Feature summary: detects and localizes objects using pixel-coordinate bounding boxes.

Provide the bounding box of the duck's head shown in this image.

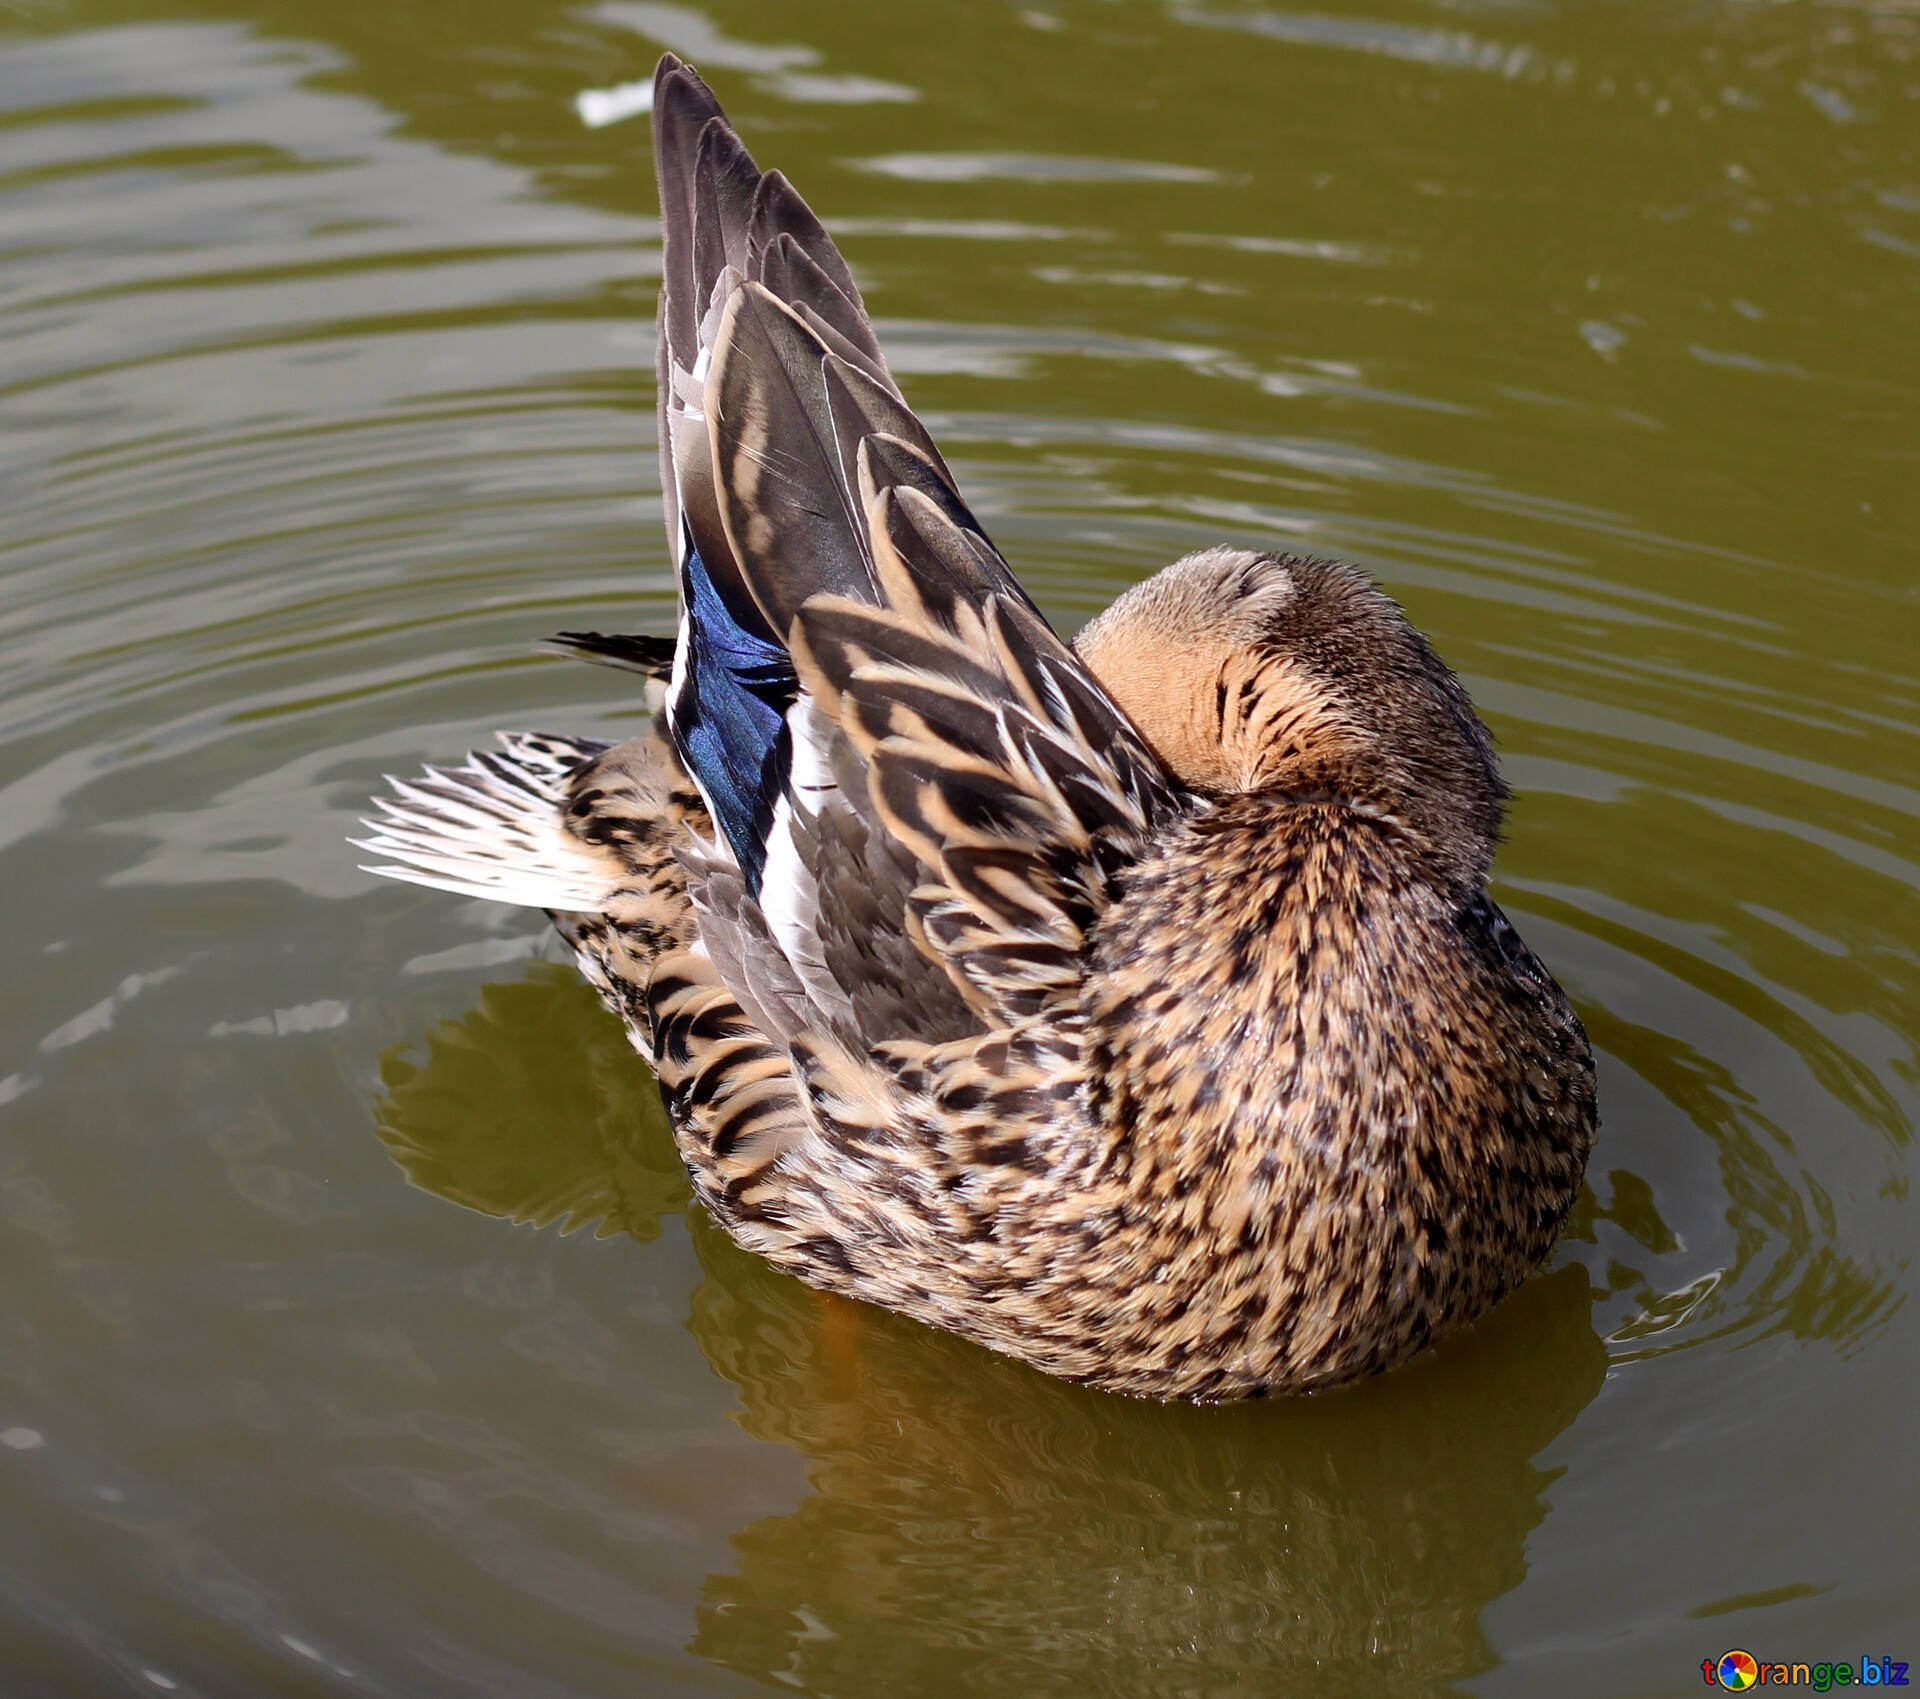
[1072,547,1507,892]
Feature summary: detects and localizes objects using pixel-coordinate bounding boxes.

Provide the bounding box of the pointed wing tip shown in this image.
[654,54,723,127]
[653,52,694,96]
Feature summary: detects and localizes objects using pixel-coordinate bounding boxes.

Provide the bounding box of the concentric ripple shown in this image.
[1,2,1915,1694]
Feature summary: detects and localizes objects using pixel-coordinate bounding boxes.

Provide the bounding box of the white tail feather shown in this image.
[355,732,615,912]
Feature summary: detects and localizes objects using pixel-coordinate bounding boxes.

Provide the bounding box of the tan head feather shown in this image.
[1073,548,1356,794]
[1074,546,1507,890]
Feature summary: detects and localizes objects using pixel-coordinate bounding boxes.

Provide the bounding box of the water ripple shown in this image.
[1,2,1915,1692]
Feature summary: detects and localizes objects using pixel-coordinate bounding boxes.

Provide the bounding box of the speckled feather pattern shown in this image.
[361,56,1597,1402]
[541,731,1592,1401]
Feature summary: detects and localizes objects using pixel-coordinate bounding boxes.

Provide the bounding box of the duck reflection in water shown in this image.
[377,966,1607,1691]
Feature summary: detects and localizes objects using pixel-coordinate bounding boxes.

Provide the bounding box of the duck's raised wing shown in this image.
[651,56,1179,1052]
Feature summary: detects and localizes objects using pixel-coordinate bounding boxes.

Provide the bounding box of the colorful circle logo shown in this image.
[1717,1651,1760,1691]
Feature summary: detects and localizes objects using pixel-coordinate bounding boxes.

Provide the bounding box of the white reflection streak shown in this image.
[576,79,654,129]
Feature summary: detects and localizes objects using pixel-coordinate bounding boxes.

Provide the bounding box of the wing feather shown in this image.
[707,285,881,632]
[746,169,887,378]
[651,51,1182,1064]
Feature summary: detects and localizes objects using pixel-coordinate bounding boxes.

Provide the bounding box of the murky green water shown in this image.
[4,0,1916,1691]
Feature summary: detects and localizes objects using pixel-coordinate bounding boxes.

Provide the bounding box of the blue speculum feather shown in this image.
[673,530,796,894]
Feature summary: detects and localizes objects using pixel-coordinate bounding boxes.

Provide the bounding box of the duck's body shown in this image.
[361,57,1595,1400]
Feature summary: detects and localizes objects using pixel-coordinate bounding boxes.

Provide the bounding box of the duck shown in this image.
[358,54,1596,1402]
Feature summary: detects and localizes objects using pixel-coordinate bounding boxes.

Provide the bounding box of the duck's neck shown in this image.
[1083,794,1420,1158]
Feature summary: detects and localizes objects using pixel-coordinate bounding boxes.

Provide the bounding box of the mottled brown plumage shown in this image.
[358,56,1596,1401]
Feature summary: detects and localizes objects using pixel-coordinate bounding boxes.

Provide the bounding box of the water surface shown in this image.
[2,0,1916,1693]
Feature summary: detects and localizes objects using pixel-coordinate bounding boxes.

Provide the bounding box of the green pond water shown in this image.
[3,0,1916,1692]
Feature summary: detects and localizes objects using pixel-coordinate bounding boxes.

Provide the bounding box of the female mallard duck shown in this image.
[360,55,1596,1401]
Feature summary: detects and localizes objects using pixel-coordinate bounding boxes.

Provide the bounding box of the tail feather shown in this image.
[355,732,617,912]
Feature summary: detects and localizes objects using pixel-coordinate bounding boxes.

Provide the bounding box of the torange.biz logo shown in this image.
[1702,1652,1910,1691]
